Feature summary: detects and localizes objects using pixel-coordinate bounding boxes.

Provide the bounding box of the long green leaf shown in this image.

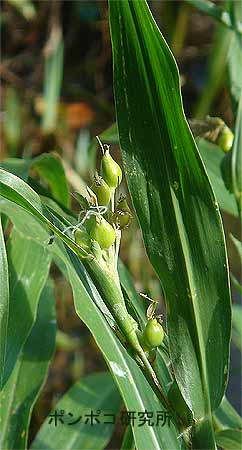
[230,234,242,299]
[0,279,56,450]
[0,154,70,208]
[0,158,31,181]
[56,250,183,450]
[228,34,242,109]
[215,429,242,450]
[197,139,237,216]
[2,227,51,386]
[213,396,242,432]
[230,235,242,350]
[0,199,183,450]
[109,1,231,440]
[0,169,87,258]
[230,234,242,261]
[0,215,9,389]
[232,304,242,351]
[31,372,121,450]
[231,92,242,214]
[121,425,135,450]
[231,272,242,296]
[32,153,70,208]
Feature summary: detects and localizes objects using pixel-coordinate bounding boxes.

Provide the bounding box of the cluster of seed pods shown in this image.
[74,137,164,351]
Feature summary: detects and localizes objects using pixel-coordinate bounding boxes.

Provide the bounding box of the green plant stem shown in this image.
[115,228,121,268]
[231,94,242,219]
[83,255,187,435]
[45,209,181,431]
[110,187,115,213]
[84,257,161,376]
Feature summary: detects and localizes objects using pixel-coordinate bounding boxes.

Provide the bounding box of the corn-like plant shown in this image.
[0,1,241,449]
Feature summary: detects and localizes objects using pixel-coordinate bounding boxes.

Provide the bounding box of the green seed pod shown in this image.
[74,227,91,252]
[168,381,193,427]
[143,318,164,348]
[91,175,111,206]
[136,329,157,364]
[218,126,234,153]
[101,147,122,188]
[114,194,132,229]
[137,329,150,352]
[89,216,116,249]
[117,196,128,209]
[85,215,96,234]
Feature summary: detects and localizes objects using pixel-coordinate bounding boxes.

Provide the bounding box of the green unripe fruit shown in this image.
[218,126,234,153]
[89,216,116,249]
[137,329,150,352]
[101,148,122,188]
[114,194,132,229]
[137,330,157,363]
[117,196,129,211]
[85,215,96,234]
[74,227,91,252]
[91,175,111,206]
[115,211,131,229]
[143,319,164,348]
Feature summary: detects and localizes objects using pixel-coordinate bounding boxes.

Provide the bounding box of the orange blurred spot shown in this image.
[66,102,95,129]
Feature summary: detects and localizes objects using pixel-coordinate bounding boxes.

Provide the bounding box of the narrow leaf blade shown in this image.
[0,169,86,258]
[0,196,183,450]
[213,396,242,431]
[0,216,9,389]
[0,279,56,450]
[197,139,237,216]
[32,153,70,207]
[2,227,51,385]
[215,429,242,450]
[31,372,121,450]
[56,247,182,450]
[109,0,231,427]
